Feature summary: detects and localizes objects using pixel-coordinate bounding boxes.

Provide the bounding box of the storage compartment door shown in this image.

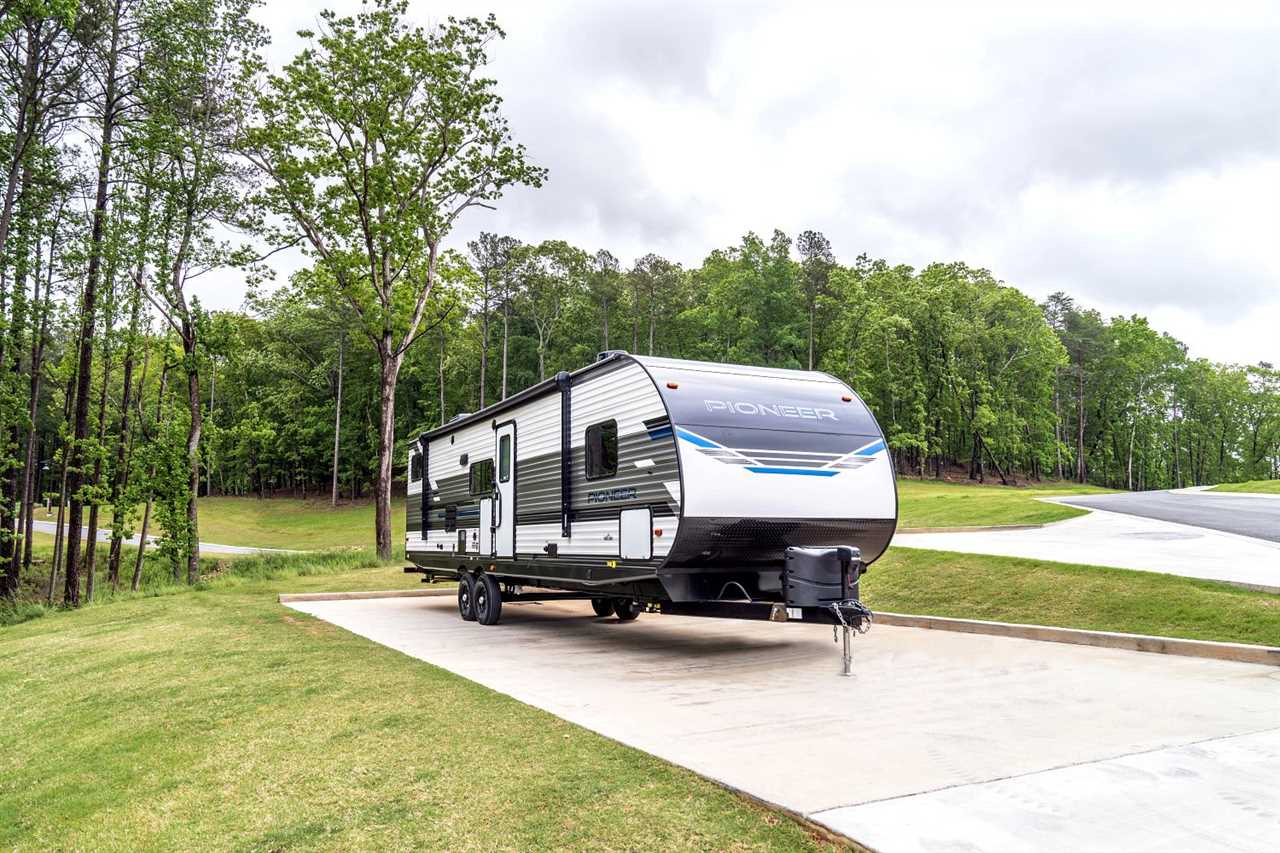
[619,507,652,560]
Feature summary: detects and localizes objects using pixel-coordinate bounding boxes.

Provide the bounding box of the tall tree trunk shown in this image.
[438,326,446,424]
[807,301,815,370]
[0,22,39,261]
[84,337,114,601]
[374,350,400,561]
[478,296,488,408]
[134,365,170,591]
[601,295,609,350]
[63,6,122,606]
[1075,362,1086,484]
[331,334,343,507]
[106,288,143,588]
[500,301,509,400]
[182,329,201,585]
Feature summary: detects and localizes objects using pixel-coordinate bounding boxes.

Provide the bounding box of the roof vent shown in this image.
[597,349,628,362]
[448,412,472,423]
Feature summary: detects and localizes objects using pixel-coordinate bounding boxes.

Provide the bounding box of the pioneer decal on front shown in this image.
[588,486,637,504]
[704,399,838,421]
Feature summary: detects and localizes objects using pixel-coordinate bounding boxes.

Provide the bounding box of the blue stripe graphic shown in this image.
[855,439,885,456]
[744,466,839,477]
[675,428,719,448]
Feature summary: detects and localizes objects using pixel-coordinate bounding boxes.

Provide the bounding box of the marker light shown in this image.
[654,528,664,537]
[841,395,853,402]
[666,382,679,389]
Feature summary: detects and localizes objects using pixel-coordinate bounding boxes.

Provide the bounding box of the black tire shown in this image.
[474,573,503,625]
[614,598,641,621]
[590,597,615,618]
[458,574,477,621]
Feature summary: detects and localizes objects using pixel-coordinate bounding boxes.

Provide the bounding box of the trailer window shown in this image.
[409,452,423,483]
[498,434,511,483]
[469,459,495,496]
[585,420,618,480]
[445,504,457,532]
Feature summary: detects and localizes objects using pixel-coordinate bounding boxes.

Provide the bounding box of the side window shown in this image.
[409,451,423,483]
[585,420,618,480]
[498,434,511,483]
[469,459,495,496]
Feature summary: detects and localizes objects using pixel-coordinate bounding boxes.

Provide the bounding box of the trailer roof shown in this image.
[417,352,855,442]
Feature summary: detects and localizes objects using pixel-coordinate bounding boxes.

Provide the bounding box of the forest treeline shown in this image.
[2,0,1277,605]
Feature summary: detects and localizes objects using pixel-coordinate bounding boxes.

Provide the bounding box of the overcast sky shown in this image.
[198,0,1280,366]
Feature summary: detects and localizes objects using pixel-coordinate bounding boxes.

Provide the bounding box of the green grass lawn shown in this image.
[5,538,1279,851]
[1209,479,1280,495]
[34,495,406,550]
[895,478,1113,529]
[866,547,1280,647]
[0,555,837,852]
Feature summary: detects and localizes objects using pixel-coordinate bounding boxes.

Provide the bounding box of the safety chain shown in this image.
[829,599,873,643]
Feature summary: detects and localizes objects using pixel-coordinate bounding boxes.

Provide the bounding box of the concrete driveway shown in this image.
[1057,488,1280,542]
[285,595,1280,852]
[894,501,1280,590]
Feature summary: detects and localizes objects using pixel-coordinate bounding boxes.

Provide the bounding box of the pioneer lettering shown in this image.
[703,399,838,421]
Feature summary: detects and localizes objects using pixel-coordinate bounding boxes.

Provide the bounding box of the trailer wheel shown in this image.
[458,574,477,621]
[590,597,615,618]
[474,573,503,625]
[614,599,641,621]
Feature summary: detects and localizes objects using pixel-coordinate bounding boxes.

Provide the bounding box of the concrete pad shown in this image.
[894,506,1280,590]
[285,596,1280,851]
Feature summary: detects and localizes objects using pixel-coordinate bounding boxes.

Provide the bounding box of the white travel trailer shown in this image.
[405,352,896,641]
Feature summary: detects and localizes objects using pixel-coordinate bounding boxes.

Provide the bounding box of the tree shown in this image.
[244,0,545,559]
[467,232,517,408]
[515,240,586,381]
[796,229,833,370]
[587,249,620,352]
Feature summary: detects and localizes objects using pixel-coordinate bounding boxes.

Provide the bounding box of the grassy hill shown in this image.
[1209,480,1280,495]
[895,478,1112,529]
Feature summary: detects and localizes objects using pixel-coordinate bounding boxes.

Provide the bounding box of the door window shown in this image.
[498,434,511,483]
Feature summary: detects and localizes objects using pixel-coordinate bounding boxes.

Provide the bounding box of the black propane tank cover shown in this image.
[783,546,862,608]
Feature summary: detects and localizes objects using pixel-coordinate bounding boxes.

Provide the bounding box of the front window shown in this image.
[585,420,618,480]
[409,452,423,483]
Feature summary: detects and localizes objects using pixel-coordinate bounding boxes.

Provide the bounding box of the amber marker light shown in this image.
[666,381,679,389]
[654,528,664,537]
[841,395,853,402]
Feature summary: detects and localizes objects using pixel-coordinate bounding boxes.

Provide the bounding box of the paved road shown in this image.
[894,506,1280,590]
[1057,489,1280,543]
[32,520,295,555]
[286,595,1280,853]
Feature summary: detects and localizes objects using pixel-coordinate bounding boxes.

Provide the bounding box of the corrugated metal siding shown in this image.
[408,359,680,562]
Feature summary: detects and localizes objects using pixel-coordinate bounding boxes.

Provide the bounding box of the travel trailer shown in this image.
[405,352,896,653]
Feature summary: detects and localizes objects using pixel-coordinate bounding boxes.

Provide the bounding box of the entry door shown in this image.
[494,422,516,558]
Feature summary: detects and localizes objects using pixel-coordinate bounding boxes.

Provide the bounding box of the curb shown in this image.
[873,612,1280,667]
[279,588,455,603]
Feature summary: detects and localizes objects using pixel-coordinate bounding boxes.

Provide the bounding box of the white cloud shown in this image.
[194,0,1280,366]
